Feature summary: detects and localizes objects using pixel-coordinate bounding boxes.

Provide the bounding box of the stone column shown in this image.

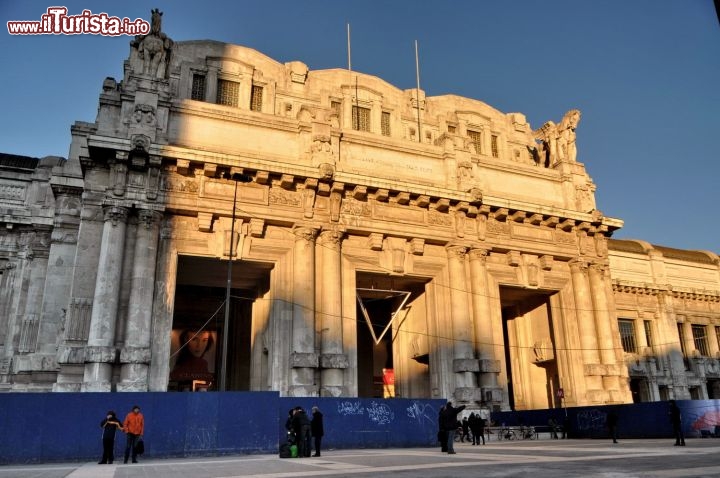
[588,263,619,394]
[588,263,615,365]
[82,205,128,391]
[469,248,499,391]
[682,321,694,356]
[446,245,478,398]
[708,324,720,357]
[290,226,317,396]
[119,209,162,391]
[317,229,348,396]
[569,260,600,365]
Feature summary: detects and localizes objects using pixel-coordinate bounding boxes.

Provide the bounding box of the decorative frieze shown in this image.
[269,189,301,207]
[0,182,26,203]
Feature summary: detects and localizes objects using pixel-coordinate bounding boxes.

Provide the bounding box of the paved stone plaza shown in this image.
[1,439,719,478]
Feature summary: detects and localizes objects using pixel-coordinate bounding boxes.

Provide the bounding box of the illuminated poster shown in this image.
[168,329,217,391]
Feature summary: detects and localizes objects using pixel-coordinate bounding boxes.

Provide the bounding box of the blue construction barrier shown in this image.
[0,393,444,465]
[490,400,720,440]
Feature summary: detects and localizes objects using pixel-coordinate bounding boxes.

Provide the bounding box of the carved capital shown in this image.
[102,206,129,225]
[446,244,468,260]
[137,209,162,229]
[293,226,317,243]
[569,258,589,274]
[469,248,489,263]
[318,228,344,246]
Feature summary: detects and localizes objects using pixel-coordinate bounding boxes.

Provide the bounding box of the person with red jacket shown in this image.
[122,405,145,464]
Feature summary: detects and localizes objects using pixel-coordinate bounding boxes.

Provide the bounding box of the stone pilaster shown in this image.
[119,209,162,391]
[82,205,128,391]
[317,229,347,397]
[290,225,318,396]
[469,248,501,396]
[446,245,478,396]
[588,263,616,366]
[569,259,602,394]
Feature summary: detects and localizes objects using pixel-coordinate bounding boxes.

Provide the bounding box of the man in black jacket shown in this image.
[291,407,312,457]
[310,406,324,457]
[440,401,465,454]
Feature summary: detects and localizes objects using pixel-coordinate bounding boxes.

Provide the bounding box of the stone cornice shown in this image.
[612,279,720,302]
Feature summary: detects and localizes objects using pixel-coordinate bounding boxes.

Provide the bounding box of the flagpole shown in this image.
[347,23,352,71]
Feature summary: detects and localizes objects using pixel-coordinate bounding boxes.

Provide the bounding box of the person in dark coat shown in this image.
[440,401,466,454]
[468,413,485,445]
[606,411,619,443]
[437,404,447,452]
[669,400,685,446]
[310,406,324,457]
[98,410,123,464]
[460,416,470,443]
[291,407,312,457]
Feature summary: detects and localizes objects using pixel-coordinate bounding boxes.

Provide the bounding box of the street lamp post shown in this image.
[220,172,252,392]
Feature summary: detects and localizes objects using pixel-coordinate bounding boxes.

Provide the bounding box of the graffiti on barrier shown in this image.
[406,401,435,426]
[576,409,606,431]
[367,401,395,425]
[337,401,364,416]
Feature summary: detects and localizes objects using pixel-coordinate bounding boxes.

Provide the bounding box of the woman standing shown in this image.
[98,411,123,464]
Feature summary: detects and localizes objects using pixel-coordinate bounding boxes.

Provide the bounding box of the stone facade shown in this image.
[1,12,718,409]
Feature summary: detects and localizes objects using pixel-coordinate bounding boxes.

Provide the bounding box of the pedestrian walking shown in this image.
[311,406,324,457]
[122,405,144,464]
[669,400,685,446]
[606,410,619,443]
[98,411,123,464]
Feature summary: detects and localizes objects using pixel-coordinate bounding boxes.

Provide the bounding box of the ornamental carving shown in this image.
[162,175,199,193]
[269,189,301,207]
[131,104,156,125]
[427,211,452,227]
[554,229,576,244]
[486,217,510,235]
[341,198,371,216]
[0,183,26,202]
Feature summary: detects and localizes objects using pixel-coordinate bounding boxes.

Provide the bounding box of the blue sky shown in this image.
[2,1,719,253]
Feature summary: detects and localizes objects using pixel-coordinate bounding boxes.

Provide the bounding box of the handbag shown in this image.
[134,438,145,455]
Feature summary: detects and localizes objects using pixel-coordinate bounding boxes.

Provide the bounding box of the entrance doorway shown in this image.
[501,287,559,410]
[170,255,271,391]
[355,273,429,398]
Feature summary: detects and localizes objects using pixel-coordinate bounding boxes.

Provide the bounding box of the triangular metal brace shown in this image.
[356,288,412,346]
